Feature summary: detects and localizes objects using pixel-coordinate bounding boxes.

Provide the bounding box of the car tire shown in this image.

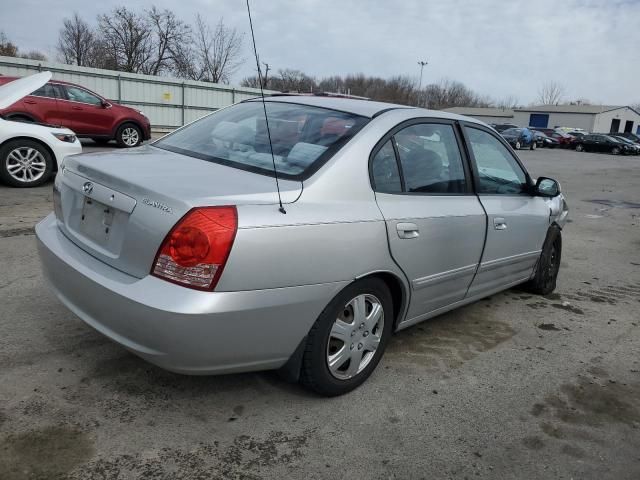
[611,147,621,155]
[523,226,562,296]
[300,277,393,396]
[575,144,584,152]
[531,141,536,150]
[514,141,521,150]
[115,123,143,148]
[0,139,53,188]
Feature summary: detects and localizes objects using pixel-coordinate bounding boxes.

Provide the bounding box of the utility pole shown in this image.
[262,62,270,89]
[417,60,428,107]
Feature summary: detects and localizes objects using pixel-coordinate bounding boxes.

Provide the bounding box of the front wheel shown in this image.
[575,144,584,152]
[514,141,521,150]
[116,123,143,148]
[300,278,393,396]
[611,147,621,155]
[531,141,537,150]
[524,227,562,295]
[0,139,53,187]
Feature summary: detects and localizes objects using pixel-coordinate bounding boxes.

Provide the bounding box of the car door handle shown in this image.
[396,222,419,239]
[71,106,83,110]
[24,99,36,104]
[494,218,507,230]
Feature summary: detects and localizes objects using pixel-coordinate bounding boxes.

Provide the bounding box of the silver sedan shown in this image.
[36,96,568,396]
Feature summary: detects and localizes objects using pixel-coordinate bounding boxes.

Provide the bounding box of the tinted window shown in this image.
[466,127,528,195]
[371,140,402,193]
[65,86,102,105]
[155,101,369,179]
[30,83,58,99]
[393,123,467,194]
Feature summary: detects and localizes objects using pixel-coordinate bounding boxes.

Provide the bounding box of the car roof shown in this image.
[245,95,486,125]
[0,75,82,88]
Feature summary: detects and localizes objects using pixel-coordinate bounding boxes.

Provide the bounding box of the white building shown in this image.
[444,105,640,134]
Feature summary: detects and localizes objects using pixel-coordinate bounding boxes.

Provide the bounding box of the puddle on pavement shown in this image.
[386,306,515,369]
[585,199,640,209]
[0,426,94,480]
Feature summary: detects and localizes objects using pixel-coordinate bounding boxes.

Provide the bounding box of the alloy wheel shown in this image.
[5,147,47,183]
[326,294,384,380]
[121,127,140,147]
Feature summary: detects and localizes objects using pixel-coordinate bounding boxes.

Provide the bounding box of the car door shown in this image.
[463,125,550,298]
[22,82,62,125]
[59,84,112,136]
[371,120,486,321]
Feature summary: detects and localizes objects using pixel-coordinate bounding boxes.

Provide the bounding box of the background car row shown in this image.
[492,123,640,155]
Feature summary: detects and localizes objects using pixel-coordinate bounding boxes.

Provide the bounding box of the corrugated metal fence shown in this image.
[0,56,269,130]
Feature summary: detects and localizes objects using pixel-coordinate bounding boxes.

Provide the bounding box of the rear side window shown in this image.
[155,102,369,180]
[371,140,402,193]
[30,83,58,99]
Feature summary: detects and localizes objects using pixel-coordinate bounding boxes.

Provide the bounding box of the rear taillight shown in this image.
[151,206,237,291]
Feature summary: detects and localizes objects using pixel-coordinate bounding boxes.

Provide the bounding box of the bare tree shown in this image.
[0,31,18,57]
[20,50,47,61]
[144,7,191,76]
[57,13,96,66]
[494,95,519,109]
[537,81,565,105]
[186,15,243,83]
[98,7,153,73]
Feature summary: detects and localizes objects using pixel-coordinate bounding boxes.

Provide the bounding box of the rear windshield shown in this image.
[154,101,369,180]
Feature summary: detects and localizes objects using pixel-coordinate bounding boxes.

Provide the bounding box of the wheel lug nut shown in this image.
[358,343,363,350]
[363,331,369,337]
[350,343,355,350]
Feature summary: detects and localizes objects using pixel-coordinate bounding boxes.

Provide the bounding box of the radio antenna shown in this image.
[245,0,286,214]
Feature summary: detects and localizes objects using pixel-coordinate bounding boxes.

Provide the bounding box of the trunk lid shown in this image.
[55,145,301,278]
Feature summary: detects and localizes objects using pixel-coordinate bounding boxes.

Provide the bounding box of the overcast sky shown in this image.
[2,0,639,105]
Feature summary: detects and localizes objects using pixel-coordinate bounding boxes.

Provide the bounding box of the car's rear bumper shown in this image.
[36,213,347,374]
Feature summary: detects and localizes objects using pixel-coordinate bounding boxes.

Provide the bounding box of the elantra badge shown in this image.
[143,198,173,214]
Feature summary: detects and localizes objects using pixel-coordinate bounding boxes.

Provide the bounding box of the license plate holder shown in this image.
[79,197,114,244]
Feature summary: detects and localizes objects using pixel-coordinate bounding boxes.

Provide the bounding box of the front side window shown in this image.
[394,123,467,194]
[155,102,369,179]
[466,127,528,195]
[65,86,102,105]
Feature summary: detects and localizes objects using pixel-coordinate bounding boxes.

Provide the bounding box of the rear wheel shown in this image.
[514,141,521,150]
[575,144,584,152]
[300,278,393,396]
[116,123,143,148]
[0,139,53,187]
[524,227,562,295]
[531,141,537,150]
[611,147,621,155]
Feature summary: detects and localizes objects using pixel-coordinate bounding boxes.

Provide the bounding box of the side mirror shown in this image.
[535,177,561,197]
[101,101,112,109]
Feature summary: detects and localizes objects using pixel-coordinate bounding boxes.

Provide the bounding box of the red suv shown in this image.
[0,76,151,147]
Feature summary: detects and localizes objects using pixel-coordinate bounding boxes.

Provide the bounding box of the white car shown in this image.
[0,72,82,187]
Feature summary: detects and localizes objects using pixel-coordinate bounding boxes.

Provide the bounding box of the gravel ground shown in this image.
[0,145,639,479]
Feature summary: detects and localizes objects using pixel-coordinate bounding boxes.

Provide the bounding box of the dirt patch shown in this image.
[538,323,561,331]
[0,227,35,238]
[386,307,515,370]
[551,303,584,315]
[585,199,640,209]
[0,426,94,480]
[66,429,313,479]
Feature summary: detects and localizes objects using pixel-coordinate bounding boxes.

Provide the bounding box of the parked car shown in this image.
[532,131,559,148]
[616,132,640,143]
[574,134,634,155]
[36,96,568,396]
[556,127,588,135]
[0,75,151,147]
[500,127,536,150]
[548,131,574,148]
[491,123,519,133]
[530,127,556,137]
[0,73,82,187]
[610,135,640,155]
